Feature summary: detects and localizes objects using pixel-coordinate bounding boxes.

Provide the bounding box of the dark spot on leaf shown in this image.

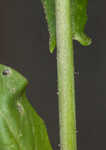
[2,69,10,76]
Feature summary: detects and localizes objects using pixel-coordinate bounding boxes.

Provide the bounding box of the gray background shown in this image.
[0,0,106,150]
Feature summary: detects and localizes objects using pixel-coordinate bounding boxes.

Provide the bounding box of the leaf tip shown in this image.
[74,33,92,46]
[49,38,56,54]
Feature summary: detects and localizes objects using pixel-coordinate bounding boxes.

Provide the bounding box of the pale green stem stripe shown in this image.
[55,0,77,150]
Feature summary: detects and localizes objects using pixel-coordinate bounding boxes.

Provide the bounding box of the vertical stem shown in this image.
[55,0,77,150]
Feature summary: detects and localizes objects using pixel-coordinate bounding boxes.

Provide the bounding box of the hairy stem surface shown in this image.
[56,0,77,150]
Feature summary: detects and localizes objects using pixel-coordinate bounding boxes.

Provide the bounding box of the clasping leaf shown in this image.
[41,0,92,53]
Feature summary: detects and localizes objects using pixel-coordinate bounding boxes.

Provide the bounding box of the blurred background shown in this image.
[0,0,106,150]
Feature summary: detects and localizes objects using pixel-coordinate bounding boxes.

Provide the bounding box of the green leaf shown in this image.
[0,64,53,150]
[41,0,92,53]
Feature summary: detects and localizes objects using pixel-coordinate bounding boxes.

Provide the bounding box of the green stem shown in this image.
[55,0,77,150]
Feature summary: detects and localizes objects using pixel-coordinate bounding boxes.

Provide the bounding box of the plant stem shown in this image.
[55,0,77,150]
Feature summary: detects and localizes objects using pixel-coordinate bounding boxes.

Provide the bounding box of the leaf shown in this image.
[0,64,53,150]
[41,0,56,53]
[41,0,92,53]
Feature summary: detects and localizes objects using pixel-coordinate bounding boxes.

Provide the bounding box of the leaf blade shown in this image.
[0,64,53,150]
[41,0,91,53]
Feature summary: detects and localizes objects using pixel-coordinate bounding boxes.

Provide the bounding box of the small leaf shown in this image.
[41,0,56,53]
[41,0,92,53]
[0,64,53,150]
